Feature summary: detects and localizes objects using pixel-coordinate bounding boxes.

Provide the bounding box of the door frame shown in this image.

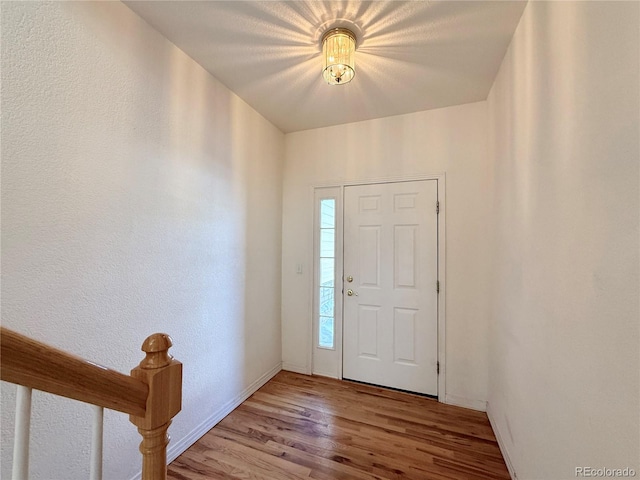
[309,173,446,403]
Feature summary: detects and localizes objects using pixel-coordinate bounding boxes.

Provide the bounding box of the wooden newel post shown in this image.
[130,334,182,480]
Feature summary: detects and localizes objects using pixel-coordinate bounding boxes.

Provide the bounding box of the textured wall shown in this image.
[486,2,640,478]
[282,102,492,408]
[1,2,284,479]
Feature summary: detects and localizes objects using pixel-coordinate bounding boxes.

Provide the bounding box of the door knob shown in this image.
[347,289,358,296]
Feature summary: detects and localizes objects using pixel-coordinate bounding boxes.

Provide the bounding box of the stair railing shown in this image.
[0,327,182,480]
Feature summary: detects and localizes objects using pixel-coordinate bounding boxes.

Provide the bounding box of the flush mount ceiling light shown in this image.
[321,28,356,85]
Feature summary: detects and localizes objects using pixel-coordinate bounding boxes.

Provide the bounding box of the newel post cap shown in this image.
[139,333,173,369]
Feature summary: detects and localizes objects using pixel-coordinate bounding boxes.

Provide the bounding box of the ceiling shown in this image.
[125,1,527,133]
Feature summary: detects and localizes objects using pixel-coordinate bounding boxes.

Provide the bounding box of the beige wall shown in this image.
[1,3,284,479]
[282,102,492,408]
[486,1,639,478]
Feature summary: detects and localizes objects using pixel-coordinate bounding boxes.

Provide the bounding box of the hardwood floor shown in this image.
[168,371,510,479]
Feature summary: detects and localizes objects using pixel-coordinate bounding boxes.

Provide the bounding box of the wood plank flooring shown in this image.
[168,371,510,479]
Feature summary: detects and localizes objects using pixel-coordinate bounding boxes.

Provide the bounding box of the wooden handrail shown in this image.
[1,326,182,480]
[1,327,148,416]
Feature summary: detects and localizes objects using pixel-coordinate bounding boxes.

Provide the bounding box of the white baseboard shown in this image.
[444,394,487,412]
[128,361,282,480]
[486,402,517,480]
[281,362,310,375]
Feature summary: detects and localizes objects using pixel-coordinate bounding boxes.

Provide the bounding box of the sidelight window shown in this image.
[318,198,336,349]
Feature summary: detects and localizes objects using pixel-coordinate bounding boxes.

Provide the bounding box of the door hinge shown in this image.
[436,200,440,214]
[437,361,440,375]
[436,280,440,293]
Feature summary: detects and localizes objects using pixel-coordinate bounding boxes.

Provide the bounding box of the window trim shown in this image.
[312,186,344,377]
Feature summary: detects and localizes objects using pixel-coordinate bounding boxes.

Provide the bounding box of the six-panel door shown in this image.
[342,180,438,395]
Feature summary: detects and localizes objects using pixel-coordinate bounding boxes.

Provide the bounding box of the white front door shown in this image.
[343,180,438,395]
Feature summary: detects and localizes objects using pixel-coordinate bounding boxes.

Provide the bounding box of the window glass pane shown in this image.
[320,199,335,228]
[318,196,336,350]
[319,316,334,349]
[320,228,335,257]
[319,287,334,316]
[319,259,334,287]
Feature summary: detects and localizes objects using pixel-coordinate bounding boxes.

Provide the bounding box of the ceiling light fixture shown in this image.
[321,28,356,85]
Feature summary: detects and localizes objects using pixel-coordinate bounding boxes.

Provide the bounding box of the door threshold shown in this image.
[342,377,438,400]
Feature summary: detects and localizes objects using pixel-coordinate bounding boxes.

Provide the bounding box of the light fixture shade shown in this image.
[322,28,356,85]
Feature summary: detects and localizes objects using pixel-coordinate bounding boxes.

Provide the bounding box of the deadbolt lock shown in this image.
[346,275,353,282]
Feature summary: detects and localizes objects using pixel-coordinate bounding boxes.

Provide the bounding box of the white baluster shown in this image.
[12,386,32,480]
[90,405,104,480]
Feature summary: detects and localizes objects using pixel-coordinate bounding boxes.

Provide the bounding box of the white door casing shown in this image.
[342,180,438,395]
